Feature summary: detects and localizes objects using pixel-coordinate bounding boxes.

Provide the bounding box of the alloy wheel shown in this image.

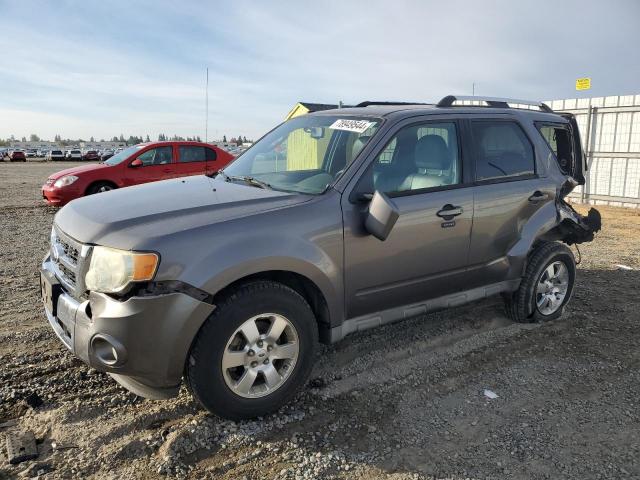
[536,261,569,315]
[221,313,299,398]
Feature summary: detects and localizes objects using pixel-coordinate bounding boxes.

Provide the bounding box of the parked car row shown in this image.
[42,141,234,205]
[1,147,122,162]
[224,145,249,156]
[4,145,234,163]
[50,148,113,161]
[2,148,64,159]
[1,149,27,161]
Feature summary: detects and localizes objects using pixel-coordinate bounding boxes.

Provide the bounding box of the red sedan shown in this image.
[42,141,234,206]
[82,150,100,161]
[8,150,27,162]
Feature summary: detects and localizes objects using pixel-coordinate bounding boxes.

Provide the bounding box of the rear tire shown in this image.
[504,242,576,323]
[186,280,318,420]
[86,182,116,195]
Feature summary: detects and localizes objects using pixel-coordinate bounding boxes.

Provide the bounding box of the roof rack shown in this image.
[436,95,553,113]
[355,101,431,108]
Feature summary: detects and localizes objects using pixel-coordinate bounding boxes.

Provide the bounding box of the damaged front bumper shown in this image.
[41,255,215,399]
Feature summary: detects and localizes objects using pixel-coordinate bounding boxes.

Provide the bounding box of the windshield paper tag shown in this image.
[329,119,374,133]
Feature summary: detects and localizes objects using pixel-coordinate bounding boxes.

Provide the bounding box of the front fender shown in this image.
[166,196,344,328]
[193,234,342,326]
[146,193,345,329]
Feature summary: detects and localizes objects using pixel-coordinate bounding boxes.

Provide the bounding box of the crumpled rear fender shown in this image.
[552,201,602,245]
[506,201,559,276]
[506,198,601,277]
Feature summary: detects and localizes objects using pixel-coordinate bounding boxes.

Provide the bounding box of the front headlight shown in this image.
[53,175,79,188]
[85,246,159,293]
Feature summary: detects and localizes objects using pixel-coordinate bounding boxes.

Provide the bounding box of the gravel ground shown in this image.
[0,161,639,480]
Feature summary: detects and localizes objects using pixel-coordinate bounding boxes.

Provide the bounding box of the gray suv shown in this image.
[40,96,601,419]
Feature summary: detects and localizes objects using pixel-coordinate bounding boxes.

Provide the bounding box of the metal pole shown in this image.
[205,67,209,142]
[585,106,599,204]
[581,105,593,203]
[607,111,620,197]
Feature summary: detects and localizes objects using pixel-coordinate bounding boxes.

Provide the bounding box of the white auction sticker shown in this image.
[329,119,375,134]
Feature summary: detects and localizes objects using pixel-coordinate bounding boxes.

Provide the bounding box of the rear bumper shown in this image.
[41,256,215,398]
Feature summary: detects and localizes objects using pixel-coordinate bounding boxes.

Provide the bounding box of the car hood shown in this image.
[54,175,311,249]
[47,163,110,179]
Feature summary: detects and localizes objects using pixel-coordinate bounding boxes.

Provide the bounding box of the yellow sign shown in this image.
[576,78,591,91]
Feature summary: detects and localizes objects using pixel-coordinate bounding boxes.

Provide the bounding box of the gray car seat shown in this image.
[374,128,418,192]
[401,135,451,190]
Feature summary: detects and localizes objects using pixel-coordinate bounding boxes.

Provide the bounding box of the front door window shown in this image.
[357,121,461,195]
[136,146,173,166]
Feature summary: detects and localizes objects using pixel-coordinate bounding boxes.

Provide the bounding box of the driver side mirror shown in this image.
[129,158,143,168]
[365,191,399,241]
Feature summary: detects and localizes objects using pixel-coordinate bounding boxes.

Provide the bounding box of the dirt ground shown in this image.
[0,161,639,480]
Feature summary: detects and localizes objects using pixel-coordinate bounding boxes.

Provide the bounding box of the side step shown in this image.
[329,280,520,343]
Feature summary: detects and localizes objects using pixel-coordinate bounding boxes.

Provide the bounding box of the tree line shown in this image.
[0,133,252,147]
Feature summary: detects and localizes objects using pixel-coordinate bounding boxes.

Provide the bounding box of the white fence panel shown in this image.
[546,94,640,208]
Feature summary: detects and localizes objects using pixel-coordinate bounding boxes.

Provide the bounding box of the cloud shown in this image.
[0,0,638,140]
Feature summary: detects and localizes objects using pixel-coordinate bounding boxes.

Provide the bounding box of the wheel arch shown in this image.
[85,179,118,195]
[210,270,333,344]
[506,201,560,277]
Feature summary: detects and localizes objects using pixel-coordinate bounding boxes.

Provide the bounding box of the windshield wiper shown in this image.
[219,171,272,189]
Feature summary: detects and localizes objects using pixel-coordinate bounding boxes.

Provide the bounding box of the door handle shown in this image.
[162,168,172,173]
[528,191,549,203]
[436,204,463,219]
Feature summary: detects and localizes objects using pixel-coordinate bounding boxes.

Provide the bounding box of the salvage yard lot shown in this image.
[0,162,639,479]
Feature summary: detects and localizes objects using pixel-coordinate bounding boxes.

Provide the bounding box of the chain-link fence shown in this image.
[545,94,640,208]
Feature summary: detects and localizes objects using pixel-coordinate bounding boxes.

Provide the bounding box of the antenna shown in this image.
[205,67,209,142]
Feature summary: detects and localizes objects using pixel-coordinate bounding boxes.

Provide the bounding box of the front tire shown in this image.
[86,182,116,195]
[504,242,576,323]
[186,281,318,420]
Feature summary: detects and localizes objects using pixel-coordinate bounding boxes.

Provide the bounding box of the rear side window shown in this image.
[471,121,535,181]
[178,146,216,163]
[538,124,573,175]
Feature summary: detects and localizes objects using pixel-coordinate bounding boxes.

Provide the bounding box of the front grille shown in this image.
[57,262,77,285]
[61,241,79,264]
[51,226,91,298]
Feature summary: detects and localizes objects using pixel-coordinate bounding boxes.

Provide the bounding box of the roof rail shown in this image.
[355,101,431,108]
[436,95,553,113]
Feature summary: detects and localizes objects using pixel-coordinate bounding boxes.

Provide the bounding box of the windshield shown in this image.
[222,115,381,194]
[104,145,144,165]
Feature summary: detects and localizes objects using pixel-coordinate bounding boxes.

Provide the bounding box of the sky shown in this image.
[0,0,638,142]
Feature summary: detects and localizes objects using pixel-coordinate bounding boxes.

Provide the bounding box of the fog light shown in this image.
[90,334,127,367]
